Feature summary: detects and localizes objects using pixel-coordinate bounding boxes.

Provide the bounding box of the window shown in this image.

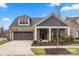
[18,18,30,26]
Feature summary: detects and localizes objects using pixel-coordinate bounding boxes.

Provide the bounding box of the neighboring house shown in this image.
[65,16,79,38]
[9,13,70,42]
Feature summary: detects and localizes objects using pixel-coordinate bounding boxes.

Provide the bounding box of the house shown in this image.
[9,13,70,42]
[65,16,79,39]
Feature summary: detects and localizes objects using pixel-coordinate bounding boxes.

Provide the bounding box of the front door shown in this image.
[40,29,47,40]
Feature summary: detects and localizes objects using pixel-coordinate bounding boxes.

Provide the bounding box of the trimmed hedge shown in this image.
[52,35,74,42]
[60,36,74,42]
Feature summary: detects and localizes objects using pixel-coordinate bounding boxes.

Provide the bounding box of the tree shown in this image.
[53,3,61,48]
[0,27,3,38]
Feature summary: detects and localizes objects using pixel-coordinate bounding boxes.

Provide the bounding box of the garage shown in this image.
[14,32,33,40]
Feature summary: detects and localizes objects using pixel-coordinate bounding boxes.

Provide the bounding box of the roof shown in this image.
[9,15,44,27]
[34,13,68,26]
[31,18,43,25]
[10,13,68,28]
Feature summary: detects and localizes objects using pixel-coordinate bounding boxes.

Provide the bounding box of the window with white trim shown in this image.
[18,18,30,26]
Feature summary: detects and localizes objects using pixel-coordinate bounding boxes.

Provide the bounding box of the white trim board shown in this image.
[35,26,70,29]
[18,18,30,26]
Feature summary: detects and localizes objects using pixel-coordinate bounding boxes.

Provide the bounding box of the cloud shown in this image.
[40,14,47,17]
[61,4,79,12]
[0,3,7,8]
[49,3,60,7]
[1,17,10,21]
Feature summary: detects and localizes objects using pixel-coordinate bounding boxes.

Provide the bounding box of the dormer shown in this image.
[18,15,30,26]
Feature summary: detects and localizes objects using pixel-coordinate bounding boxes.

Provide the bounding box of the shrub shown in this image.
[60,36,74,42]
[52,35,74,42]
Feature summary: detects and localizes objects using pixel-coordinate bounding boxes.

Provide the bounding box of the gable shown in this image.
[37,16,67,26]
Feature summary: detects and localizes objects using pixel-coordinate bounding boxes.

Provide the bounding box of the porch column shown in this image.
[49,28,51,41]
[67,27,70,36]
[34,27,37,41]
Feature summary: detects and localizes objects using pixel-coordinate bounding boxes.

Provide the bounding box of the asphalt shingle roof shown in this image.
[9,15,44,27]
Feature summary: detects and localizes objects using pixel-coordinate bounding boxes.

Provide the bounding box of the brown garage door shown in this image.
[14,32,33,40]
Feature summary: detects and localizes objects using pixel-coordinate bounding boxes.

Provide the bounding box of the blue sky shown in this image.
[0,3,79,30]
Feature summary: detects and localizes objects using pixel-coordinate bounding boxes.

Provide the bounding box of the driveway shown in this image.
[0,40,34,56]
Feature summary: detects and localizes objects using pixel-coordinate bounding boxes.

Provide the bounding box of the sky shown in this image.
[0,3,79,30]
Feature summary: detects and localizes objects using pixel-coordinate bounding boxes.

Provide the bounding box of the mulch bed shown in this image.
[45,48,72,55]
[32,41,79,46]
[59,42,79,46]
[32,42,56,46]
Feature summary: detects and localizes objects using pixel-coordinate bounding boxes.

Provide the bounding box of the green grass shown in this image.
[66,48,79,54]
[0,40,8,45]
[32,48,79,55]
[31,48,46,55]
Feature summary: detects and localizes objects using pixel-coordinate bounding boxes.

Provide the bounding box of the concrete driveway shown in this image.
[0,40,34,56]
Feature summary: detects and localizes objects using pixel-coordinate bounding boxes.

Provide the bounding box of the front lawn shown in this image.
[31,48,71,55]
[66,48,79,54]
[32,48,79,55]
[31,48,46,55]
[0,40,8,45]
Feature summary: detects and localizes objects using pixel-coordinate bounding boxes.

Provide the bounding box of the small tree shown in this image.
[53,3,60,48]
[0,27,3,38]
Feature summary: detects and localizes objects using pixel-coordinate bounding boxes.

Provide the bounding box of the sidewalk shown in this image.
[32,46,79,48]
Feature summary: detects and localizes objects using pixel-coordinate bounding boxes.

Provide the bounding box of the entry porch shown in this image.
[34,26,70,43]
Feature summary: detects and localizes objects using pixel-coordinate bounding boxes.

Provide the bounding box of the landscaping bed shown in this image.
[32,41,79,46]
[32,36,79,46]
[32,41,56,46]
[59,42,79,46]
